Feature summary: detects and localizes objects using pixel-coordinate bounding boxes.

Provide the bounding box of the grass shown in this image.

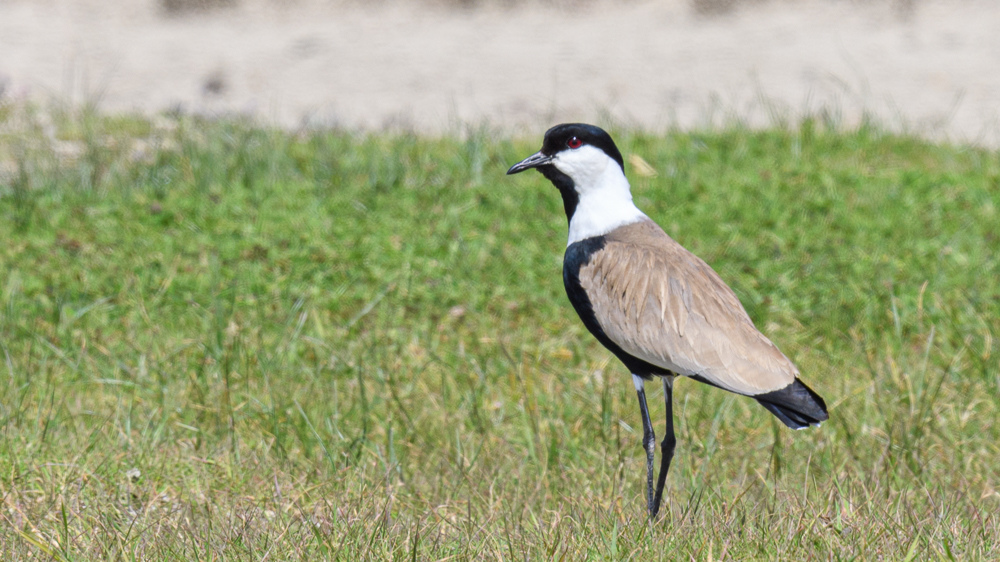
[0,103,998,559]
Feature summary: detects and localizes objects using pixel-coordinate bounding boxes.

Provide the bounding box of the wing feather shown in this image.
[579,220,797,395]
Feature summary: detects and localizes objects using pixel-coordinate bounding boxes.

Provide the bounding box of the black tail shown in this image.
[755,379,829,430]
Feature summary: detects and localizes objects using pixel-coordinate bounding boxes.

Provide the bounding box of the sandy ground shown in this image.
[1,0,999,144]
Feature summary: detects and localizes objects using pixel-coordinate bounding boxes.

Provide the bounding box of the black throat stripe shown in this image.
[538,164,578,224]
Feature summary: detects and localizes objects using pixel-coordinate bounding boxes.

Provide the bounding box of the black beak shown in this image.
[506,151,553,175]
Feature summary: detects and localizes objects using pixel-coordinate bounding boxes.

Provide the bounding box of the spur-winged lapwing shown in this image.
[507,123,828,518]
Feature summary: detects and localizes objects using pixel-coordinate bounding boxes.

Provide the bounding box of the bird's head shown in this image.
[506,123,626,193]
[507,124,639,240]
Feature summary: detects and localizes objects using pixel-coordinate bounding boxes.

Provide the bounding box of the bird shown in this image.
[507,123,828,518]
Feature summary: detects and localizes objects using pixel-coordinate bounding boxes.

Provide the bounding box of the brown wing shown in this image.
[578,220,797,395]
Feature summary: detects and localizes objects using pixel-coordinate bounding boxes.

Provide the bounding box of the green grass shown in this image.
[1,104,999,559]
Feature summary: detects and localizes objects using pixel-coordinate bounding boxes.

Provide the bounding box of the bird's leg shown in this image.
[632,374,657,517]
[650,375,676,519]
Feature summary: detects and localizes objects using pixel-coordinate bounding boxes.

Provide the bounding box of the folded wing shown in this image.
[576,220,798,396]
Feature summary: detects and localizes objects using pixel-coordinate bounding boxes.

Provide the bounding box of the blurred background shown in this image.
[3,1,1000,558]
[2,0,998,143]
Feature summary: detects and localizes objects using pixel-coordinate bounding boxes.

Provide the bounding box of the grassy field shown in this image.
[1,104,998,560]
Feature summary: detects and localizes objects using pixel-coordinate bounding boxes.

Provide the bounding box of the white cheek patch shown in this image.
[552,145,610,187]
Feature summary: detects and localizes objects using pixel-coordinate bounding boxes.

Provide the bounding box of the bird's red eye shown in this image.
[567,137,582,149]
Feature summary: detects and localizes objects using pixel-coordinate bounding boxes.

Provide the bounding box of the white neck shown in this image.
[568,192,646,245]
[557,146,646,245]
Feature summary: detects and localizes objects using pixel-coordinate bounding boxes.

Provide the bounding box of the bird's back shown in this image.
[564,218,798,396]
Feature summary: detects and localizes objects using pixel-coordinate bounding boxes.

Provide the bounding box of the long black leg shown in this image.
[650,375,676,518]
[632,374,656,516]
